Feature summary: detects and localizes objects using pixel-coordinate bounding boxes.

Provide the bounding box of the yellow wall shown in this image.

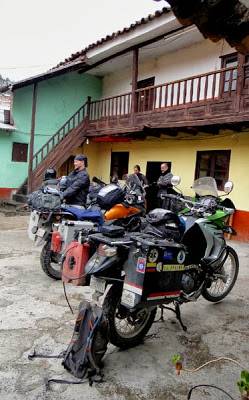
[81,130,249,212]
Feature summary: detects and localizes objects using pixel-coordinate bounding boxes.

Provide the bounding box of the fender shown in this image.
[85,252,120,275]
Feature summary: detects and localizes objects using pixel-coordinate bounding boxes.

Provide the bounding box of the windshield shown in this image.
[191,177,218,197]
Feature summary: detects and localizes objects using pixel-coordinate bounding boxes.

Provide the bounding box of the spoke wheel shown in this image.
[103,284,156,348]
[202,246,239,303]
[40,240,62,280]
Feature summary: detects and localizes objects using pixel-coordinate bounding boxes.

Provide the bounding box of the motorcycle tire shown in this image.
[40,240,62,280]
[103,284,156,349]
[202,246,239,303]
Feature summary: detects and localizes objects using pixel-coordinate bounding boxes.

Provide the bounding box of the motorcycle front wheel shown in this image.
[40,240,62,280]
[103,284,156,349]
[202,246,239,303]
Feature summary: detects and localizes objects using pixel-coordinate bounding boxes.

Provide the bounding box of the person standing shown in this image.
[157,162,173,208]
[133,165,148,186]
[60,154,90,208]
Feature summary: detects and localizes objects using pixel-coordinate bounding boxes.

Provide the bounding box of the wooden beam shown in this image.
[28,82,38,193]
[131,48,139,117]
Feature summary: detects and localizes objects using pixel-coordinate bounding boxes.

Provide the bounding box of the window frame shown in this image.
[195,150,231,190]
[220,53,238,94]
[12,142,28,163]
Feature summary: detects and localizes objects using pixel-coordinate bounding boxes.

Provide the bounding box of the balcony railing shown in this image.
[89,65,249,123]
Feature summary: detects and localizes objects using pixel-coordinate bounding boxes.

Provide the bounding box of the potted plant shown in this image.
[171,354,183,375]
[237,370,249,399]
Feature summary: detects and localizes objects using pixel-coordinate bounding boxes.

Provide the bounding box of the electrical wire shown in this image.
[187,384,236,400]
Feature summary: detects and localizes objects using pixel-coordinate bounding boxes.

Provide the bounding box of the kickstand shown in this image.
[160,303,187,332]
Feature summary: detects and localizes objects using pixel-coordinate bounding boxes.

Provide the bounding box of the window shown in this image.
[221,53,238,93]
[137,77,155,112]
[110,152,129,180]
[0,109,11,124]
[195,150,231,190]
[12,142,28,162]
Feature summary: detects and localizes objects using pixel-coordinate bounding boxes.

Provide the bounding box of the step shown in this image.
[12,193,28,204]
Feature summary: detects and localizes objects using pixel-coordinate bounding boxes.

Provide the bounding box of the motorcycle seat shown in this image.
[66,207,104,225]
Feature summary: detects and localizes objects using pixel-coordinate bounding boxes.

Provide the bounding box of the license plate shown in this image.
[90,276,106,293]
[121,289,136,308]
[36,228,46,238]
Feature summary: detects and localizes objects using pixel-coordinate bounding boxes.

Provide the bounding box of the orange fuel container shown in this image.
[62,241,90,286]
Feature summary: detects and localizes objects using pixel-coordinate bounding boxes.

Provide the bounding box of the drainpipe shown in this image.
[28,82,38,193]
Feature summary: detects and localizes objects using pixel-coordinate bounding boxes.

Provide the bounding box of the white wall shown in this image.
[102,39,234,99]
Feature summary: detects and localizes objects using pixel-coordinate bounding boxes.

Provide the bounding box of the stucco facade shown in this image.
[80,129,249,241]
[102,39,233,99]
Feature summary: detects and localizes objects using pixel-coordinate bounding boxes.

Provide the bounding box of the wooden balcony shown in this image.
[87,63,249,136]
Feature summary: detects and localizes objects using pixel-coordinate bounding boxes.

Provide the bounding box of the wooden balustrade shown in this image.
[135,66,238,112]
[90,92,132,120]
[88,66,240,121]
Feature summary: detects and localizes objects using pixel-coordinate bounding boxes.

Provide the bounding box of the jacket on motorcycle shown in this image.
[62,169,90,206]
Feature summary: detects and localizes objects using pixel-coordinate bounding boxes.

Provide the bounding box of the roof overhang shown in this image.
[0,122,16,131]
[85,11,181,65]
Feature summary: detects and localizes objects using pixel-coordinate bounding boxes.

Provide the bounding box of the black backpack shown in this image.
[62,301,109,381]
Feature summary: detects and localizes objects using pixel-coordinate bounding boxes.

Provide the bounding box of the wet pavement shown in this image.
[0,215,248,400]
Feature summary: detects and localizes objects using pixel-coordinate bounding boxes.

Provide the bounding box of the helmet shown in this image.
[44,168,56,181]
[74,154,88,167]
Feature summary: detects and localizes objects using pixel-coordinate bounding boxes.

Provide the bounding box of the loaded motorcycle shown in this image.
[84,176,239,349]
[27,177,105,279]
[60,174,146,286]
[28,174,145,280]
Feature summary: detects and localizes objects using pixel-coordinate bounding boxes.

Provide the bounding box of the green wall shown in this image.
[0,129,29,188]
[0,71,102,189]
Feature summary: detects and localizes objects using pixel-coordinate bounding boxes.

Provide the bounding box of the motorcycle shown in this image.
[27,178,105,280]
[84,176,239,349]
[60,174,146,286]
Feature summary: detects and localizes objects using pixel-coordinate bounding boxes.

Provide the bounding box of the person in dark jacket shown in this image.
[157,162,173,208]
[133,165,148,186]
[60,154,90,207]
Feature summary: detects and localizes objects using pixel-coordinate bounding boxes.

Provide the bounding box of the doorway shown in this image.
[145,161,172,211]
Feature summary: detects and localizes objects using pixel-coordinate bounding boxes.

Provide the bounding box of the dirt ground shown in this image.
[0,215,248,400]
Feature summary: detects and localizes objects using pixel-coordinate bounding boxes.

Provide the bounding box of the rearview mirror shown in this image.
[171,175,181,186]
[224,181,234,194]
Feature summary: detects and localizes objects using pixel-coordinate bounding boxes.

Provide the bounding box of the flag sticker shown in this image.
[136,257,146,274]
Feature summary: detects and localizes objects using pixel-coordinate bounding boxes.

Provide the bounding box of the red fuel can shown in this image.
[51,231,62,253]
[62,241,90,286]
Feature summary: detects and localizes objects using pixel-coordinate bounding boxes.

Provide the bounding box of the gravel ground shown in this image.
[0,215,248,400]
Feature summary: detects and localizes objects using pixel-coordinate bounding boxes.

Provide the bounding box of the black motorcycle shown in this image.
[84,177,239,349]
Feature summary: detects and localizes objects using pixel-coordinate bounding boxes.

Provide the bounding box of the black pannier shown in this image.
[97,184,124,210]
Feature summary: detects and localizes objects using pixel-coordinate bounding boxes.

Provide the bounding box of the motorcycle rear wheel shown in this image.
[103,284,156,349]
[40,240,62,280]
[202,246,239,303]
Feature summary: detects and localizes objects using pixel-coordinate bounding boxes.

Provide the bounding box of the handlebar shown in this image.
[161,193,234,215]
[92,176,106,186]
